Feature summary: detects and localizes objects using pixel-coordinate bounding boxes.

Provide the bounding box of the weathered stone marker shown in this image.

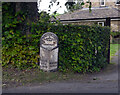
[40,32,58,72]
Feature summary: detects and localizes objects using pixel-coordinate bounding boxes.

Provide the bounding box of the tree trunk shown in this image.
[15,2,39,37]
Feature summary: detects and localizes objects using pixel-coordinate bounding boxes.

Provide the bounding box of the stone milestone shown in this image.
[40,32,58,72]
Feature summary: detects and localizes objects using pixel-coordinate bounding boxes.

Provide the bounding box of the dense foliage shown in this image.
[65,0,91,12]
[110,32,120,38]
[2,23,110,72]
[110,32,120,44]
[2,3,110,72]
[2,2,39,69]
[46,25,110,72]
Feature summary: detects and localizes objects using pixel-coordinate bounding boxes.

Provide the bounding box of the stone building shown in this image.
[55,0,120,32]
[83,0,120,9]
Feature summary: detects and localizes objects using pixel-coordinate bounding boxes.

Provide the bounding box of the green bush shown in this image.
[2,22,110,72]
[2,30,40,69]
[110,32,120,38]
[110,32,120,44]
[50,25,110,72]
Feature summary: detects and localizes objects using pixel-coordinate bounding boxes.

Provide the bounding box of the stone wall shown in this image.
[70,21,96,26]
[83,0,120,9]
[111,20,120,32]
[61,20,120,32]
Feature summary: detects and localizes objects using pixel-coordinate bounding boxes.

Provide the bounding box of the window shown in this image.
[100,0,105,6]
[116,0,120,5]
[98,22,104,26]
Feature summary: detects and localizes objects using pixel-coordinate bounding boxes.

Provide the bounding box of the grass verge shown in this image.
[110,44,120,57]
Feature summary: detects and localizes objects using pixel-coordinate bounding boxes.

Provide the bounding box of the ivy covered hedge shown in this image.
[110,31,120,38]
[51,25,110,72]
[110,32,120,44]
[2,21,110,72]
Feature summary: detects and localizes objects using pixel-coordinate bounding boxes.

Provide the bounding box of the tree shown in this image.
[37,0,65,14]
[65,0,84,12]
[2,2,39,38]
[65,0,92,12]
[37,0,91,14]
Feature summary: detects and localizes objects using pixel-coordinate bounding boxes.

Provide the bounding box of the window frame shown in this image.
[116,0,120,5]
[98,22,104,26]
[100,0,105,6]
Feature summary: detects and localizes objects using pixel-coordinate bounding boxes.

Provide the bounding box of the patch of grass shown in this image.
[110,44,120,57]
[110,62,116,65]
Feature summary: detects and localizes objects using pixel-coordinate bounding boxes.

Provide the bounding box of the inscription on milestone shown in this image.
[40,32,58,50]
[40,32,58,72]
[42,36,56,45]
